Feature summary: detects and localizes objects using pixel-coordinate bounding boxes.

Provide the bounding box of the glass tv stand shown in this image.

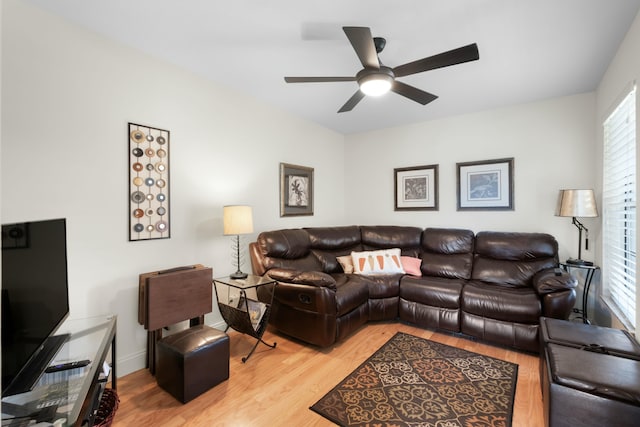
[1,315,117,427]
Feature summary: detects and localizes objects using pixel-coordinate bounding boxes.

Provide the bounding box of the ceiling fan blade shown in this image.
[343,26,380,69]
[393,43,479,77]
[338,90,366,113]
[285,76,356,83]
[391,81,438,105]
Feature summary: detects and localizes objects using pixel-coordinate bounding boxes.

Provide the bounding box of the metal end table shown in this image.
[560,262,600,324]
[213,275,277,362]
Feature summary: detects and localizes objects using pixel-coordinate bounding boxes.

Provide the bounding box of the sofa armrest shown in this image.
[266,268,337,291]
[532,268,577,294]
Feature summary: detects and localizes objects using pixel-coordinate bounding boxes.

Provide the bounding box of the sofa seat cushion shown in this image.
[462,281,541,323]
[400,276,463,309]
[334,276,370,316]
[348,274,402,299]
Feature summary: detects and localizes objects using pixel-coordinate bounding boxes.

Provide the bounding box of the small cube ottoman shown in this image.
[539,317,640,427]
[156,324,229,403]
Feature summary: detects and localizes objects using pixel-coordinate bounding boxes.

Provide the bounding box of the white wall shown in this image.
[344,93,598,264]
[596,9,640,331]
[1,0,345,375]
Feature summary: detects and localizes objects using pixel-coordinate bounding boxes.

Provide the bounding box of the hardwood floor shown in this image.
[111,322,544,426]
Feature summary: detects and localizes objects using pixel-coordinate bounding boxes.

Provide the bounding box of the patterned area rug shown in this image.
[310,332,518,427]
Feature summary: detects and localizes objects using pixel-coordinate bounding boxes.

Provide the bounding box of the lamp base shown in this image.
[566,258,594,266]
[230,271,248,280]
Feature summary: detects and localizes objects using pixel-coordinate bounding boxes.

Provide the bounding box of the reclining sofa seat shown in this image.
[399,228,474,334]
[250,226,577,352]
[464,231,572,352]
[251,225,422,347]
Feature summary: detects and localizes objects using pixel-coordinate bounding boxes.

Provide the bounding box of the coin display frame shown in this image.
[129,122,170,241]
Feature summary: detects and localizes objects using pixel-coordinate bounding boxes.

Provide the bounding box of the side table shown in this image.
[213,275,277,362]
[560,263,600,324]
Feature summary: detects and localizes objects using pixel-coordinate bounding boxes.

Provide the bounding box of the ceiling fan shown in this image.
[284,26,479,113]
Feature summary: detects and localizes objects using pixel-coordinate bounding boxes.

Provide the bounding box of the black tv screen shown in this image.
[1,218,70,396]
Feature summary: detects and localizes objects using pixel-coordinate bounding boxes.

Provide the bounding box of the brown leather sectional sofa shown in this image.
[249,225,577,353]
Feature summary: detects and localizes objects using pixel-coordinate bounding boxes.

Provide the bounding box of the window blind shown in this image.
[602,86,636,329]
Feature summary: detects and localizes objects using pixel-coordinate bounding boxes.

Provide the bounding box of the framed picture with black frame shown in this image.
[280,163,314,216]
[456,157,514,211]
[394,164,439,211]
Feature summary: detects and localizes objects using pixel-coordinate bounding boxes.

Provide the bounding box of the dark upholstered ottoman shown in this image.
[540,317,640,427]
[156,325,229,403]
[540,317,640,359]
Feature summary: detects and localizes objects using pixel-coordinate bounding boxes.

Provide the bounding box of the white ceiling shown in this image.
[25,0,640,134]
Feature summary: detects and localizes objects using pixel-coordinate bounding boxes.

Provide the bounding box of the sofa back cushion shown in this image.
[360,226,423,257]
[305,226,363,273]
[420,228,474,279]
[472,231,558,287]
[257,229,323,272]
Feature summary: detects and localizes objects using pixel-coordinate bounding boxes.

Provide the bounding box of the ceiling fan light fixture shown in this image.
[358,73,393,96]
[284,27,480,112]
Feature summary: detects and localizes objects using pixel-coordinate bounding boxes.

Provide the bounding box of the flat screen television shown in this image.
[1,218,70,396]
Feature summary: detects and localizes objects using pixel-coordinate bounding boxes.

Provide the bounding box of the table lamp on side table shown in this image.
[555,189,598,266]
[223,205,254,279]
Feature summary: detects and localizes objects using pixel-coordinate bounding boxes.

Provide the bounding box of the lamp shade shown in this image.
[555,189,598,217]
[223,205,254,235]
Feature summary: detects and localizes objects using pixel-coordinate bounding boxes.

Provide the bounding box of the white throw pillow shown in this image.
[351,249,405,275]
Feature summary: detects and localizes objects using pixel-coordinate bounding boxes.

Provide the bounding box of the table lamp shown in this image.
[555,189,598,265]
[223,205,254,279]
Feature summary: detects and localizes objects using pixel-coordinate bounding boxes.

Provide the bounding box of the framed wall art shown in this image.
[457,157,514,211]
[129,123,170,241]
[394,164,439,211]
[280,163,314,217]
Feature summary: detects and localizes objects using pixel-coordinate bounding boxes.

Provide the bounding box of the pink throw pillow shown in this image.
[401,256,422,277]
